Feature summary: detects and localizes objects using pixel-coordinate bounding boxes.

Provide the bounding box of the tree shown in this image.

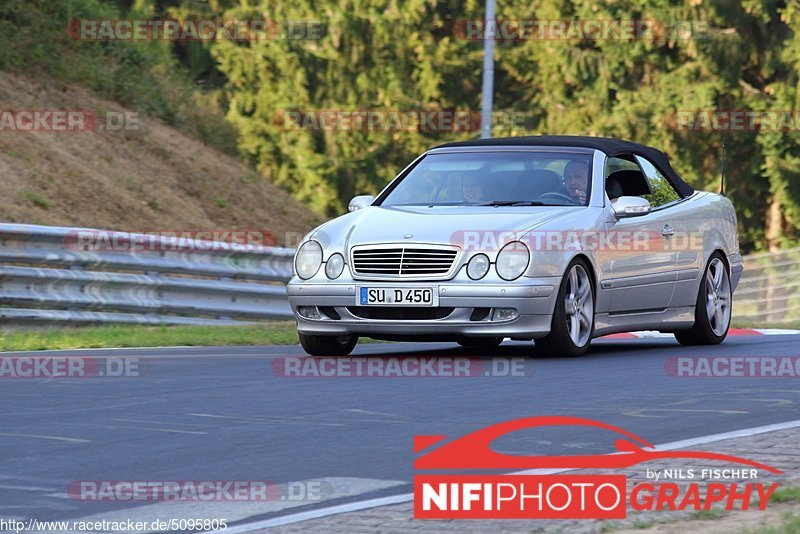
[211,0,487,214]
[205,0,800,250]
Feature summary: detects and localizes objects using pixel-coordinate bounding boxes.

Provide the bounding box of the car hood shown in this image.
[311,205,583,250]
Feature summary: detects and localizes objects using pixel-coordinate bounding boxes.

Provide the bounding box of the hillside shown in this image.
[0,72,321,246]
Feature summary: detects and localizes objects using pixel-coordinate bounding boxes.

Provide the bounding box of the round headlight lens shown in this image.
[295,240,323,279]
[496,241,530,281]
[467,253,490,280]
[325,253,345,279]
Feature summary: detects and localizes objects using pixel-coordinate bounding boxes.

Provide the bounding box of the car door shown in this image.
[597,155,678,314]
[634,154,696,309]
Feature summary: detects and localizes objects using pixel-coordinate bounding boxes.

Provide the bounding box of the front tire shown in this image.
[674,253,731,346]
[298,333,358,356]
[536,259,595,357]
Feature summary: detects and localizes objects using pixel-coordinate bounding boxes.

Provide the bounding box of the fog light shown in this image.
[297,306,321,319]
[492,307,518,321]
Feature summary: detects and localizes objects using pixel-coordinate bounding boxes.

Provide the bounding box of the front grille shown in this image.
[347,306,454,320]
[351,245,458,279]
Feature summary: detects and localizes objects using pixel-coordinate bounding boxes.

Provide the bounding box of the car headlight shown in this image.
[325,253,345,279]
[295,240,323,280]
[467,253,490,280]
[496,241,530,281]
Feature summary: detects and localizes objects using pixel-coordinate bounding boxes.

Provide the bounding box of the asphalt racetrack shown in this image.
[2,334,799,528]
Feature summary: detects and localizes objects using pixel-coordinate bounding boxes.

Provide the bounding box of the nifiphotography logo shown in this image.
[413,416,781,519]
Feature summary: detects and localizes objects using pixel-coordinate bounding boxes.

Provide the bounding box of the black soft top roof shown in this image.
[432,135,694,197]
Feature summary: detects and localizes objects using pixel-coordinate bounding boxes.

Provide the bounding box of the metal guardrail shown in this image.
[1,221,795,328]
[0,223,295,326]
[734,247,800,326]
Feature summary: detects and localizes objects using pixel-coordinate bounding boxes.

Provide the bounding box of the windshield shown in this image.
[379,152,594,207]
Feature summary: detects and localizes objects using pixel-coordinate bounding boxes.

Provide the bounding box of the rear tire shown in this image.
[298,333,358,356]
[674,253,731,346]
[535,259,595,357]
[457,337,503,349]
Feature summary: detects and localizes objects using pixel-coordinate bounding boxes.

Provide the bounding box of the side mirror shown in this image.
[348,195,375,212]
[611,196,651,218]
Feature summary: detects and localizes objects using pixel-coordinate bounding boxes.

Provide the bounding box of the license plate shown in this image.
[358,287,437,306]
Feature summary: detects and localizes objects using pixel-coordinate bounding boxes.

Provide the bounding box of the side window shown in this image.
[604,155,643,201]
[635,155,681,208]
[606,156,639,176]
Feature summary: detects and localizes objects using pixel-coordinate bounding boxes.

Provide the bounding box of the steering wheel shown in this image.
[535,192,580,205]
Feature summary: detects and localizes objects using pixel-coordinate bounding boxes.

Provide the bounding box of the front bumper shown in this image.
[286,279,560,340]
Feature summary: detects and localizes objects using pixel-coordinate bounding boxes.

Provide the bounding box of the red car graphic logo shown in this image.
[414,416,781,473]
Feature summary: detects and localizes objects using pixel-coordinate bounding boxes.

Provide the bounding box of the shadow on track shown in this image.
[347,338,683,360]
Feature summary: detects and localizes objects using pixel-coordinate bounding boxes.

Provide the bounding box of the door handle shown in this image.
[661,224,675,237]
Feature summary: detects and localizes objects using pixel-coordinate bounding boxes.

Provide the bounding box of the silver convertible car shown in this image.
[288,136,742,356]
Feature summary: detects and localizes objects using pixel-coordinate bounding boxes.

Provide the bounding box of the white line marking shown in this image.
[0,346,284,357]
[755,328,800,335]
[219,494,413,533]
[189,413,346,427]
[116,426,207,435]
[109,418,207,427]
[0,484,55,491]
[649,418,800,451]
[0,433,90,443]
[217,418,800,532]
[1,328,798,356]
[0,346,204,355]
[622,408,749,418]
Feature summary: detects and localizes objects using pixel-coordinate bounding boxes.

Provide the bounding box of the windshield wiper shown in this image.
[477,200,547,206]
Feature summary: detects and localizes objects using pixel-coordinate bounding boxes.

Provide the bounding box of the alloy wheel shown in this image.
[705,257,731,336]
[564,263,594,347]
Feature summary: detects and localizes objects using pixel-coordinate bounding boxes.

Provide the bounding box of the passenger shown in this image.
[462,174,486,203]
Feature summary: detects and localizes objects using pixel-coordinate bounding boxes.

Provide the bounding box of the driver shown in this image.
[461,174,485,203]
[563,161,590,204]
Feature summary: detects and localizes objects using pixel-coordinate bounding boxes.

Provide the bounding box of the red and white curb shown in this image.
[603,328,800,339]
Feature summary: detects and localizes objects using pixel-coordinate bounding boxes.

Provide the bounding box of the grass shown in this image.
[0,0,238,155]
[600,487,800,533]
[0,322,301,352]
[23,190,51,209]
[768,486,800,504]
[767,514,800,533]
[740,513,800,534]
[689,508,728,520]
[7,150,31,161]
[1,318,787,353]
[731,320,800,330]
[600,519,670,532]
